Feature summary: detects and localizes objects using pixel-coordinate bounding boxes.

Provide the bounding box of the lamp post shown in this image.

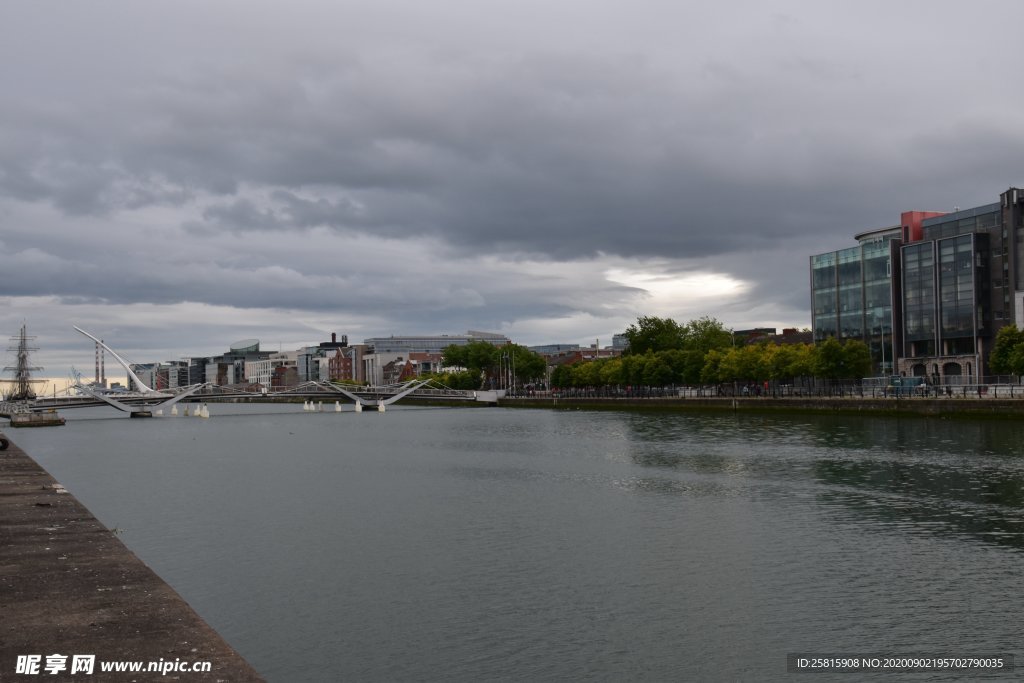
[730,329,737,396]
[880,327,885,376]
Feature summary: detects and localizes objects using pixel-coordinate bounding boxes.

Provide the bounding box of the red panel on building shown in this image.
[900,210,947,243]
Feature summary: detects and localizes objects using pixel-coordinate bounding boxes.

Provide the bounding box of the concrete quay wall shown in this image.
[0,438,264,681]
[500,395,1024,418]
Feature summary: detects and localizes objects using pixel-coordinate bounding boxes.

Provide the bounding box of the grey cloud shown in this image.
[270,190,366,229]
[201,199,282,232]
[0,45,913,258]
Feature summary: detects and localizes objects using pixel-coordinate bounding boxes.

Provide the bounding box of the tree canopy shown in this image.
[442,341,546,386]
[552,314,873,388]
[622,315,687,354]
[989,325,1024,376]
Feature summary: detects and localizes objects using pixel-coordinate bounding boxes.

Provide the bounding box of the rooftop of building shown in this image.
[921,202,1001,227]
[853,225,901,243]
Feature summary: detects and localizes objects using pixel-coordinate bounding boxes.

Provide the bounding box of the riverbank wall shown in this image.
[0,438,265,681]
[499,395,1024,418]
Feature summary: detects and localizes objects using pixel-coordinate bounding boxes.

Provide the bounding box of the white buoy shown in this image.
[355,402,363,413]
[318,401,323,412]
[378,403,386,413]
[200,403,210,418]
[171,405,178,416]
[303,400,309,411]
[155,409,163,416]
[335,401,341,412]
[184,406,190,416]
[193,404,202,417]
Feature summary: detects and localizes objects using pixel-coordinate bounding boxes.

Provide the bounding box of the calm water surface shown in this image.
[12,405,1024,681]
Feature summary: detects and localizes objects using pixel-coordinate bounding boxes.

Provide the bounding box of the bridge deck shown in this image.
[21,383,492,413]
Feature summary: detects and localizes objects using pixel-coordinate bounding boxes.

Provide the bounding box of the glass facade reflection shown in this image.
[812,188,1024,380]
[902,242,936,357]
[806,188,1024,378]
[903,208,995,367]
[811,228,899,373]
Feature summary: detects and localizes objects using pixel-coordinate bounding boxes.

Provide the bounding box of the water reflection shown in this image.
[813,459,1024,551]
[620,411,1024,551]
[14,405,1024,680]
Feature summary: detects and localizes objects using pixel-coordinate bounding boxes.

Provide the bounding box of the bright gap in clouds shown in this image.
[604,267,749,318]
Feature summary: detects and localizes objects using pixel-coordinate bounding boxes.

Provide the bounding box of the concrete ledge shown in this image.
[0,438,264,681]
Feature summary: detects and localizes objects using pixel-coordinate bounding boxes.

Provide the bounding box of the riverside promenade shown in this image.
[0,437,264,681]
[501,394,1024,418]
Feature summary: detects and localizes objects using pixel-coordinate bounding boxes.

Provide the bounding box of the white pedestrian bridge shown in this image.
[5,327,494,419]
[26,380,494,417]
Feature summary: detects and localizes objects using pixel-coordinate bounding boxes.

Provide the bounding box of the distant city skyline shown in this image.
[3,2,1022,383]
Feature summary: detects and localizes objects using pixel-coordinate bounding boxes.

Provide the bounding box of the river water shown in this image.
[12,404,1024,681]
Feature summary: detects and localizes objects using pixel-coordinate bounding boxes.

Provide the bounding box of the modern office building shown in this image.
[810,225,902,374]
[245,351,296,388]
[811,186,1024,381]
[529,344,580,355]
[364,331,510,355]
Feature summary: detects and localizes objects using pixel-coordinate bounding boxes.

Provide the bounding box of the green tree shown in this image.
[812,338,846,381]
[1008,345,1024,377]
[746,344,773,382]
[620,354,644,385]
[641,355,674,386]
[989,326,1024,375]
[575,360,602,386]
[678,349,706,385]
[501,344,546,383]
[812,338,871,381]
[682,316,734,354]
[701,349,725,384]
[599,358,624,386]
[841,340,872,380]
[716,348,743,383]
[550,363,574,387]
[788,344,816,379]
[768,344,803,381]
[442,341,500,374]
[443,341,546,386]
[659,349,688,384]
[623,316,686,354]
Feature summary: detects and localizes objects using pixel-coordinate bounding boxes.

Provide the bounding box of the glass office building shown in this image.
[810,227,901,374]
[899,205,997,379]
[811,187,1024,382]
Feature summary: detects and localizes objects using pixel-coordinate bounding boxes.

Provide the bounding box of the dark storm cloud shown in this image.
[0,37,924,258]
[6,3,1023,259]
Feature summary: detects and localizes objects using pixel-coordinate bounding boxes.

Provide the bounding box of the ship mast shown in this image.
[3,324,44,401]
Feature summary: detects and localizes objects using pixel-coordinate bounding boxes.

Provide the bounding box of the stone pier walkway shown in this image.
[0,437,265,681]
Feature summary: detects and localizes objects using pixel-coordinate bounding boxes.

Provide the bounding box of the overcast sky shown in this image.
[3,0,1023,381]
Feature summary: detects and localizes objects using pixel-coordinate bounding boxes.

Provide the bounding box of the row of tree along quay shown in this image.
[418,315,872,398]
[416,315,1024,405]
[550,316,874,398]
